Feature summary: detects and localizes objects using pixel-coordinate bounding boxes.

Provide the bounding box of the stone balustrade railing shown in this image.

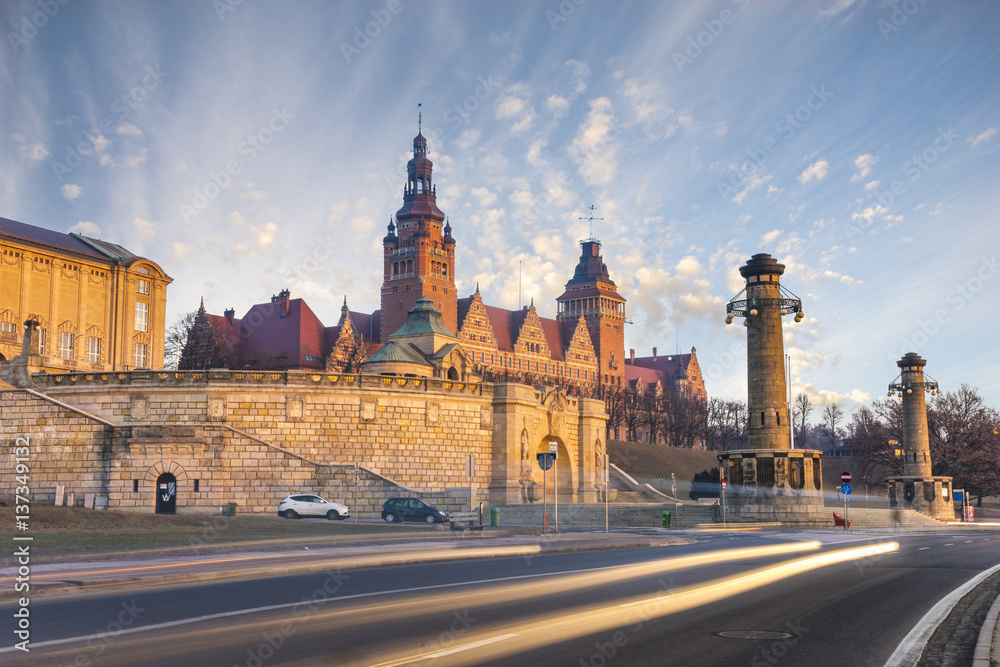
[33,369,491,396]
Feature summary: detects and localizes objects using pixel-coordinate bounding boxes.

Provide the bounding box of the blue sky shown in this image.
[2,0,998,415]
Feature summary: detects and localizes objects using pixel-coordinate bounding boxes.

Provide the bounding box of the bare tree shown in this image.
[821,402,844,450]
[164,311,196,370]
[793,392,813,449]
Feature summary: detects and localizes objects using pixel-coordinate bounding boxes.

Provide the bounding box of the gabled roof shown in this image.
[389,297,455,337]
[624,353,692,388]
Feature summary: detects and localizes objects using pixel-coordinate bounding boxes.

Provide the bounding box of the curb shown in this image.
[973,588,1000,666]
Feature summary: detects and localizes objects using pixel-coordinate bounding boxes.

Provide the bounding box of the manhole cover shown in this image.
[715,630,794,640]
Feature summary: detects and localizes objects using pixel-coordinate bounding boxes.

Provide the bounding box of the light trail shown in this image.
[1,541,820,657]
[368,541,900,667]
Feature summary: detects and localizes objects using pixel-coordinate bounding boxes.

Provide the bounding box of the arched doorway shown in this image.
[534,437,574,503]
[155,473,177,514]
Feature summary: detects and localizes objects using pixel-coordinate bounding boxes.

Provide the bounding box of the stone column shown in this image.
[741,254,791,450]
[887,353,954,520]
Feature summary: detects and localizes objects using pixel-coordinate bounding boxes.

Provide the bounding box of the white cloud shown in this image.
[733,171,772,204]
[133,217,157,238]
[569,97,619,187]
[488,31,512,46]
[10,133,49,160]
[227,211,246,226]
[969,127,997,147]
[470,187,497,208]
[125,147,148,167]
[526,139,547,166]
[760,229,782,246]
[253,221,278,249]
[851,153,878,182]
[674,255,702,277]
[455,129,480,150]
[864,179,880,192]
[544,94,570,119]
[172,242,194,261]
[69,221,100,236]
[494,83,535,134]
[797,159,829,184]
[115,122,143,136]
[61,184,82,200]
[713,122,728,137]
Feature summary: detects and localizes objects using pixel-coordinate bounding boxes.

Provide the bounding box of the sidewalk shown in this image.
[0,531,693,599]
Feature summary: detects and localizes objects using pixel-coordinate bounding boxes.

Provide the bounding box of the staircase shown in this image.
[828,507,949,529]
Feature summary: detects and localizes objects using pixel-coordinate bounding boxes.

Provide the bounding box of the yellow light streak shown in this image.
[368,541,899,667]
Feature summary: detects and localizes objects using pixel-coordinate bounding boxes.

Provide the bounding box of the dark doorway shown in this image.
[155,473,177,514]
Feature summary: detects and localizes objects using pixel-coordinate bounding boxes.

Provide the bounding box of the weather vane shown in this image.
[578,204,604,241]
[418,102,422,133]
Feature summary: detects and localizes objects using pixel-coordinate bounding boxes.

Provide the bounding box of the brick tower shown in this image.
[380,119,457,343]
[718,253,825,524]
[555,238,627,385]
[887,353,954,520]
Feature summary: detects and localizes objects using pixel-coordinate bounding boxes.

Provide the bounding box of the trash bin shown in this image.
[491,507,500,528]
[662,510,671,528]
[228,502,237,517]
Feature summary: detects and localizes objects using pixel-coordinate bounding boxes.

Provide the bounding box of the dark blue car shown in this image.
[381,497,450,524]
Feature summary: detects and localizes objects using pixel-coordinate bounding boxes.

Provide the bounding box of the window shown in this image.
[194,480,200,492]
[135,302,148,332]
[59,332,74,359]
[134,343,148,368]
[38,329,47,355]
[133,480,139,493]
[86,336,101,363]
[136,279,150,295]
[0,322,15,334]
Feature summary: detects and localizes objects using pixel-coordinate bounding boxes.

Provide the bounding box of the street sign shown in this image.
[537,453,555,470]
[721,478,727,491]
[841,483,852,495]
[548,442,558,452]
[953,490,964,501]
[841,472,852,483]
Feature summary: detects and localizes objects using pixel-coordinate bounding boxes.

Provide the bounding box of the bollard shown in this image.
[662,510,671,528]
[491,507,500,528]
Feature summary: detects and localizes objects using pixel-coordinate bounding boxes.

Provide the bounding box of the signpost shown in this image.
[671,472,678,528]
[537,451,557,531]
[549,442,559,532]
[353,462,360,524]
[721,478,727,526]
[604,454,609,534]
[840,475,852,530]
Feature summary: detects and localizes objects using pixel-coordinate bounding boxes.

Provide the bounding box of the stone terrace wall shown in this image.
[35,370,496,492]
[0,390,119,505]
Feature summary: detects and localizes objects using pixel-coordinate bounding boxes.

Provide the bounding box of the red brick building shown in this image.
[206,125,704,401]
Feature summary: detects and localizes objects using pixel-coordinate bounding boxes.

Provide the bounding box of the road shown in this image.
[2,530,998,666]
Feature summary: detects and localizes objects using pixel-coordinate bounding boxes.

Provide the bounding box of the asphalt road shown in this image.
[2,530,998,666]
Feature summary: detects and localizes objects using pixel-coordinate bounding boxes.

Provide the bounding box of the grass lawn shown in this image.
[0,504,489,563]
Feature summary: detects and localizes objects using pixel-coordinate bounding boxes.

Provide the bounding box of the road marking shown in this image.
[944,543,954,546]
[885,562,1000,667]
[918,547,930,551]
[428,633,520,658]
[965,540,973,543]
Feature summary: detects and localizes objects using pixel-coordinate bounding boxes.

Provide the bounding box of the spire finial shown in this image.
[418,102,422,134]
[578,204,604,242]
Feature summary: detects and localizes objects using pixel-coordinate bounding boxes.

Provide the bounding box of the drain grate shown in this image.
[715,630,794,640]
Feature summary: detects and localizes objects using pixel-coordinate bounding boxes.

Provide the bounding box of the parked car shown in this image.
[277,494,350,520]
[382,497,450,524]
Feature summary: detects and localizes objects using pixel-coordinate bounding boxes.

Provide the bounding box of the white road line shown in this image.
[427,633,520,658]
[885,563,1000,667]
[918,547,930,551]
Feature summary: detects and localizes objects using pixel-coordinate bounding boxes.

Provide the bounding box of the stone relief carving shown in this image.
[360,397,377,422]
[286,395,304,421]
[207,395,227,422]
[129,394,149,422]
[426,401,440,425]
[480,405,493,431]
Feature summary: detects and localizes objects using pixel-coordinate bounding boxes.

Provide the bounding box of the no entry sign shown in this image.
[841,471,852,484]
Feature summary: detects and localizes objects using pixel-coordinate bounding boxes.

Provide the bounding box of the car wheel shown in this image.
[284,510,298,520]
[425,514,436,524]
[327,510,339,521]
[384,512,400,523]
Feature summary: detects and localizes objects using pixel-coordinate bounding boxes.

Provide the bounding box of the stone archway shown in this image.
[155,473,177,514]
[534,436,575,503]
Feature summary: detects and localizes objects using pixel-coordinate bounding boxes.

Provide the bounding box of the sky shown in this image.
[1,0,998,417]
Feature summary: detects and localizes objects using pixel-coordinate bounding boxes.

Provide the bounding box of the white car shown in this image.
[277,494,350,520]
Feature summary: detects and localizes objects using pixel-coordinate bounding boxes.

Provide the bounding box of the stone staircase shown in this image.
[824,507,949,529]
